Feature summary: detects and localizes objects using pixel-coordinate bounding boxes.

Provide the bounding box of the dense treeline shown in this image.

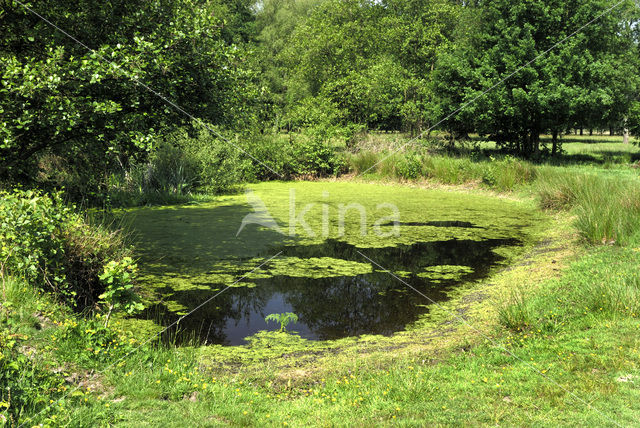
[1,0,639,199]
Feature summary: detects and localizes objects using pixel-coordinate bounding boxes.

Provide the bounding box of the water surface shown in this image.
[127,182,538,346]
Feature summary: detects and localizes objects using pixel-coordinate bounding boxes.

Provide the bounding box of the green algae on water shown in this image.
[124,181,542,345]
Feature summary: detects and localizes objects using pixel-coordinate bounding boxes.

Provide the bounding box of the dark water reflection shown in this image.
[143,237,521,346]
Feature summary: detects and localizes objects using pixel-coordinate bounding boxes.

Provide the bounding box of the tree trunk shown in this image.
[580,128,583,136]
[623,117,629,144]
[532,131,540,156]
[552,130,559,156]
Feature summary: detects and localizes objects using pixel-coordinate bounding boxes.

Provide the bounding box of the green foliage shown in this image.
[0,274,149,425]
[129,141,199,196]
[290,137,345,177]
[0,328,66,426]
[244,134,297,180]
[498,290,534,333]
[0,189,136,309]
[395,153,423,180]
[179,124,253,194]
[435,0,640,156]
[0,189,72,297]
[98,257,143,327]
[264,312,299,332]
[0,0,262,199]
[272,0,459,133]
[242,132,345,179]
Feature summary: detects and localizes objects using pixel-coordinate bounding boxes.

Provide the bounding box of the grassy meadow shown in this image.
[3,135,640,427]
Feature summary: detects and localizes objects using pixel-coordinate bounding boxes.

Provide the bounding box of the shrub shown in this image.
[183,123,253,193]
[245,134,296,180]
[98,257,143,327]
[0,189,71,297]
[395,153,422,180]
[290,136,344,177]
[0,189,138,311]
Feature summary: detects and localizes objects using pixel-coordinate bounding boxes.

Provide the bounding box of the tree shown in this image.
[0,0,257,193]
[276,0,459,132]
[435,0,639,156]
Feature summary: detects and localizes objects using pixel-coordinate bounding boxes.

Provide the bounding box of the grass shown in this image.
[3,134,640,426]
[347,136,640,246]
[5,228,640,426]
[535,168,640,245]
[499,247,640,332]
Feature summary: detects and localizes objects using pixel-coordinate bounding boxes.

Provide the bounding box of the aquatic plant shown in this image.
[265,312,299,332]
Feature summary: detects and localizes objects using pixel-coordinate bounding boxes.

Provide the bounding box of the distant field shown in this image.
[456,133,640,162]
[558,137,639,158]
[359,132,640,161]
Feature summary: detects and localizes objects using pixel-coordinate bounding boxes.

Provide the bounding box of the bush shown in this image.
[0,189,137,311]
[111,122,252,204]
[0,189,72,297]
[290,136,345,177]
[395,153,422,180]
[241,132,345,179]
[182,123,253,193]
[98,257,143,327]
[245,134,296,179]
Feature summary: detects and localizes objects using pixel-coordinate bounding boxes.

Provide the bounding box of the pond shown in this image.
[125,182,540,346]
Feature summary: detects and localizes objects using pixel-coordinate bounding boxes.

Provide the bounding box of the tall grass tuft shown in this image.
[424,156,484,184]
[535,168,586,210]
[498,290,534,332]
[536,169,640,245]
[348,150,383,175]
[347,150,535,190]
[482,156,536,191]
